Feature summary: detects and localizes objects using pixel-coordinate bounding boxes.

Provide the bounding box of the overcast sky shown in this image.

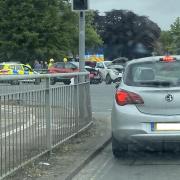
[89,0,180,30]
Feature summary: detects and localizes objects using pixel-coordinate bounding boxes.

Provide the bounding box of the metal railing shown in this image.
[0,72,92,179]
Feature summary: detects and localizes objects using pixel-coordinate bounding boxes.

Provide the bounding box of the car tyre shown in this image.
[10,80,20,85]
[34,79,41,85]
[105,74,112,84]
[63,80,71,85]
[112,135,128,158]
[50,78,56,85]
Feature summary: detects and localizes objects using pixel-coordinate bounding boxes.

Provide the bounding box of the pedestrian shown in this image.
[63,57,68,63]
[44,61,48,69]
[48,58,55,68]
[40,61,44,69]
[34,60,42,71]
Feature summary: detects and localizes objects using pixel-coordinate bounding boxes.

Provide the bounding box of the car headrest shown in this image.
[135,68,155,81]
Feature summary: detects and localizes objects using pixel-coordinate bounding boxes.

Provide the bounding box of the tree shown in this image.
[0,0,102,63]
[158,17,180,55]
[170,17,180,54]
[158,31,174,54]
[85,11,103,53]
[94,10,161,60]
[0,0,64,63]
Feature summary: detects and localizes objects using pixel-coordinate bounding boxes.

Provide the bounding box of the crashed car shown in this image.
[104,64,124,84]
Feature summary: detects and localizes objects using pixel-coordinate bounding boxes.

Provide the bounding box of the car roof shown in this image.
[103,61,111,63]
[126,55,180,66]
[0,62,23,65]
[85,66,93,69]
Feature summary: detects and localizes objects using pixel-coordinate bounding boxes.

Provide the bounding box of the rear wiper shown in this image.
[139,81,173,87]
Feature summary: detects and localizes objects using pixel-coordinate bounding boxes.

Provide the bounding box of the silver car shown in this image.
[111,55,180,157]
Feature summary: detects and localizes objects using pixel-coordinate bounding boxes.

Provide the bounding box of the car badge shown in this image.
[165,94,173,102]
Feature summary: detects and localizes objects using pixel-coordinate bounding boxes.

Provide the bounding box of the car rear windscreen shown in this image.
[124,61,180,87]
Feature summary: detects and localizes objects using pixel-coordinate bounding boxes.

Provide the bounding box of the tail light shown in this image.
[115,89,144,106]
[160,56,176,62]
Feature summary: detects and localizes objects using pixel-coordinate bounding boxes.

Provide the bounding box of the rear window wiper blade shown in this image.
[139,81,173,87]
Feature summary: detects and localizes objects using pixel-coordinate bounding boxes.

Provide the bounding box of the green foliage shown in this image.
[0,0,102,64]
[170,17,180,54]
[85,12,103,52]
[159,17,180,55]
[158,31,174,54]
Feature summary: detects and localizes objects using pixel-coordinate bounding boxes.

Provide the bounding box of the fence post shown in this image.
[86,74,92,123]
[45,77,52,153]
[74,75,79,131]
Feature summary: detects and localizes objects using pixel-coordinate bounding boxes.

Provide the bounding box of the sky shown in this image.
[89,0,180,30]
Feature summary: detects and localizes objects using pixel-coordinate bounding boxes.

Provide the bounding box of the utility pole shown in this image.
[79,11,85,72]
[72,0,89,72]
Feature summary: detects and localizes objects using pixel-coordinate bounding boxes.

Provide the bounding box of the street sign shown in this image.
[72,0,89,11]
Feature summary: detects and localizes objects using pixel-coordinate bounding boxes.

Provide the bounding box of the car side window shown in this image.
[16,65,23,71]
[9,65,15,70]
[55,63,65,68]
[65,63,77,69]
[96,63,104,68]
[24,65,32,72]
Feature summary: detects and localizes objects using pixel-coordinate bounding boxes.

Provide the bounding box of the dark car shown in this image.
[85,66,102,84]
[112,57,128,67]
[85,61,97,68]
[48,62,79,85]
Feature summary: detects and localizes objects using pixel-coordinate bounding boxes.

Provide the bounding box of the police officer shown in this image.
[48,58,55,68]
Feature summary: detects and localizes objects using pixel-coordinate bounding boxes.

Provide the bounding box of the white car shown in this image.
[96,61,123,84]
[95,61,111,79]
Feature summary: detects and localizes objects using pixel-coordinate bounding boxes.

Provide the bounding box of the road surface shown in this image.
[73,143,180,180]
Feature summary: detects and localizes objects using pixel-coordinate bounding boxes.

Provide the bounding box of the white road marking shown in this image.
[89,157,113,180]
[1,114,36,139]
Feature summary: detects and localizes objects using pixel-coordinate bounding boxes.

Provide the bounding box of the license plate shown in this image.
[154,123,180,131]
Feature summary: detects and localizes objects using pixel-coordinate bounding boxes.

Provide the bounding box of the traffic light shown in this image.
[72,0,89,11]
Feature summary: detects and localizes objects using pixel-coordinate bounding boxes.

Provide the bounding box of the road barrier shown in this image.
[0,72,92,179]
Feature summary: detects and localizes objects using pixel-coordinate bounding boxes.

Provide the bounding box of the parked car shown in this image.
[111,55,180,158]
[85,66,102,84]
[48,62,79,85]
[0,62,40,85]
[85,61,96,68]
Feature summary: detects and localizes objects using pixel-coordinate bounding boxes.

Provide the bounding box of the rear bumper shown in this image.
[113,129,180,142]
[111,102,180,143]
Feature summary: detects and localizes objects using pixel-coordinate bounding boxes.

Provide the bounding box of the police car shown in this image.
[0,62,40,85]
